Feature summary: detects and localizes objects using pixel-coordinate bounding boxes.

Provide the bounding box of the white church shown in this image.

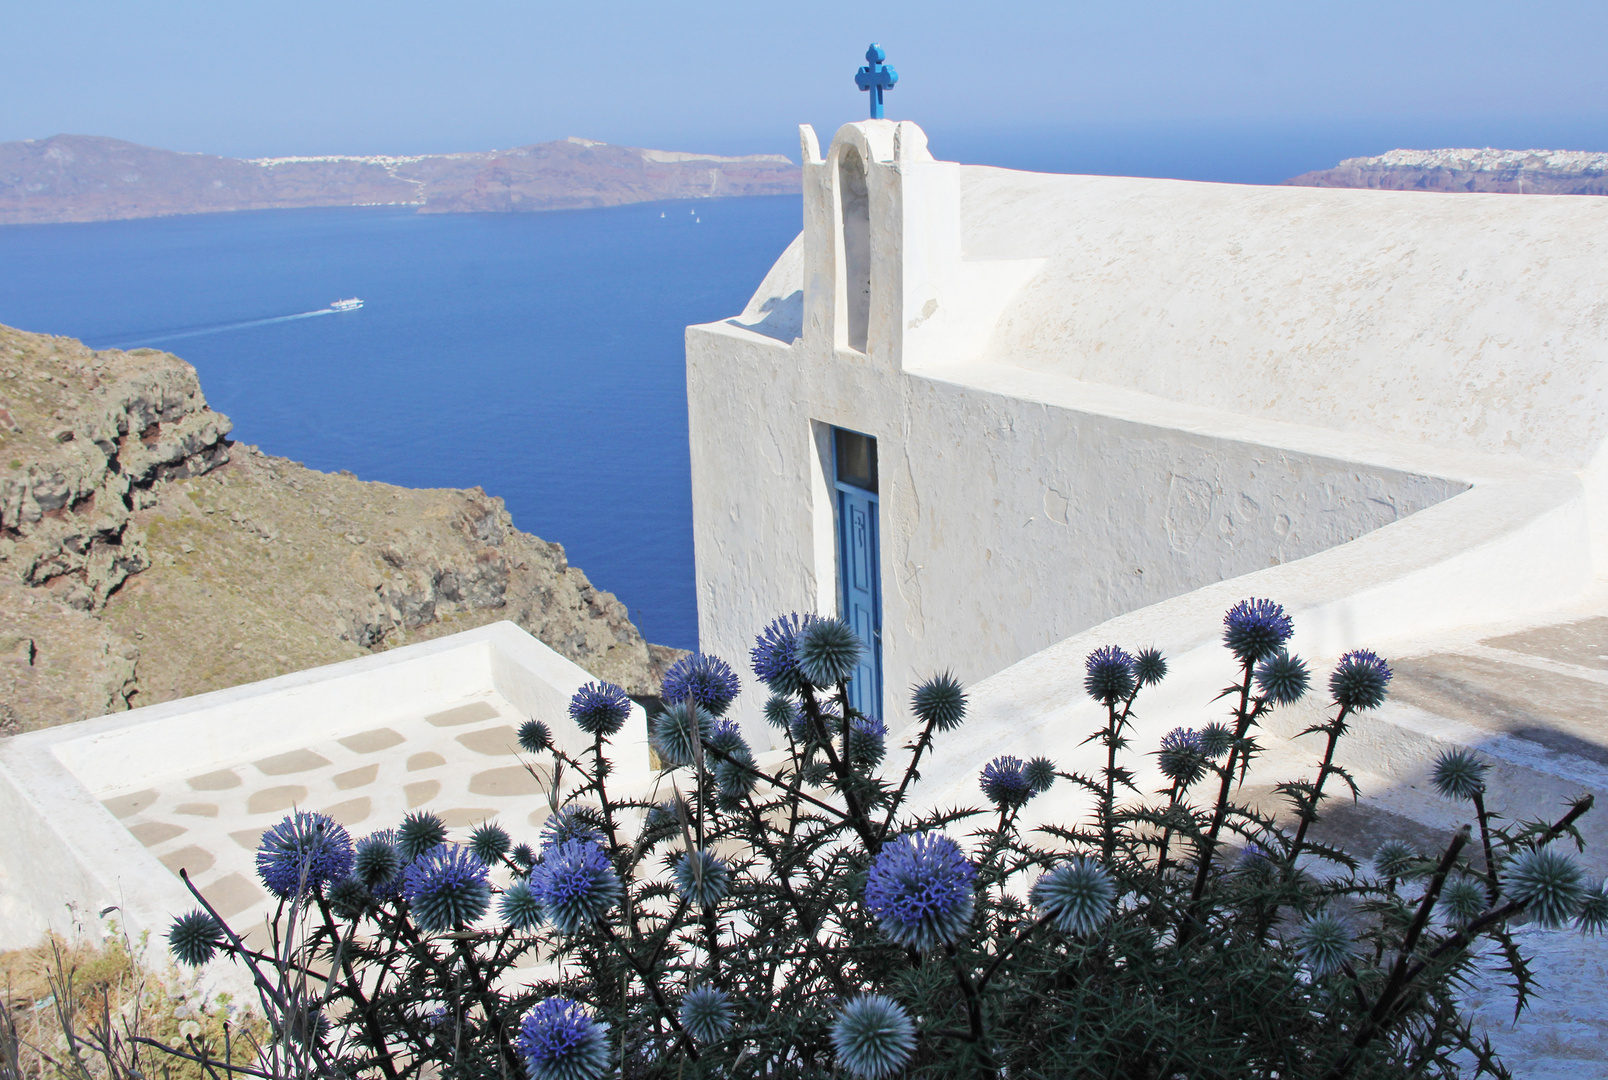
[5,103,1608,1066]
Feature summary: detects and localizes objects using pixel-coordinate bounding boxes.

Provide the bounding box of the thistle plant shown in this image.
[151,603,1598,1080]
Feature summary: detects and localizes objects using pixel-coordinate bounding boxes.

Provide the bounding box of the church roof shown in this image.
[958,167,1608,468]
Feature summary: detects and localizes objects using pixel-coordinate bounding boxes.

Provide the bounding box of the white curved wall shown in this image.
[967,170,1608,468]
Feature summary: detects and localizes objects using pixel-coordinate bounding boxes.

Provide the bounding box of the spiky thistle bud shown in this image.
[911,672,966,730]
[651,701,713,769]
[679,984,734,1044]
[1133,646,1169,687]
[1438,877,1487,927]
[397,810,448,863]
[1030,858,1116,935]
[797,619,864,688]
[1430,748,1488,802]
[402,844,492,931]
[672,848,731,909]
[500,880,544,930]
[1372,840,1418,881]
[518,719,553,754]
[1506,847,1586,928]
[1025,756,1057,793]
[1296,911,1357,976]
[167,910,223,967]
[469,821,512,865]
[1254,651,1309,705]
[831,995,915,1080]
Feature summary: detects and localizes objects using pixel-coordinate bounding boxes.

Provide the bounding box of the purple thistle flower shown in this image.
[1084,645,1136,705]
[1223,598,1294,664]
[516,998,611,1080]
[1330,649,1393,710]
[532,839,621,934]
[751,613,818,696]
[402,844,491,931]
[662,653,742,716]
[568,681,632,737]
[864,832,976,951]
[255,811,353,900]
[979,755,1035,809]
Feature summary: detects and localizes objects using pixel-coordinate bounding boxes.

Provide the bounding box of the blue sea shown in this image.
[0,197,804,650]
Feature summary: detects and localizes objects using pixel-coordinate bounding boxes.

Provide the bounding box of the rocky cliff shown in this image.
[0,323,679,735]
[0,135,800,226]
[1284,148,1608,195]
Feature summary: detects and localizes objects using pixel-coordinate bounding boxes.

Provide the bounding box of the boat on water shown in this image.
[330,298,363,311]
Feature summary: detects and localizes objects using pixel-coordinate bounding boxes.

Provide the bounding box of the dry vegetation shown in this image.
[0,930,264,1080]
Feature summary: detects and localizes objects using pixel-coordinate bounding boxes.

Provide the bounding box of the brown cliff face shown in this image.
[0,324,680,736]
[0,135,799,226]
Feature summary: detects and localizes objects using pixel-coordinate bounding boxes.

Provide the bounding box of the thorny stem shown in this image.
[597,923,702,1062]
[1186,659,1259,912]
[942,944,996,1070]
[976,912,1055,994]
[314,895,403,1080]
[880,715,939,843]
[784,685,882,849]
[1323,825,1471,1080]
[1470,788,1500,905]
[1287,705,1352,866]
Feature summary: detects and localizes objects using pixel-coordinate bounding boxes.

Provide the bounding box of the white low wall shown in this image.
[0,622,649,954]
[913,463,1593,825]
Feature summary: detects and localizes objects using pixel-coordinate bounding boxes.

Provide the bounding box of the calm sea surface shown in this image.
[0,196,804,650]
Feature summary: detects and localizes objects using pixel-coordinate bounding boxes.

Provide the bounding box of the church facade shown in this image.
[686,119,1608,745]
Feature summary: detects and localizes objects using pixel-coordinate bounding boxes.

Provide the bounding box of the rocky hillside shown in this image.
[0,135,799,225]
[1284,148,1608,195]
[0,323,679,735]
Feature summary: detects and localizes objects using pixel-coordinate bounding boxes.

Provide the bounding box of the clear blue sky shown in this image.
[8,1,1608,182]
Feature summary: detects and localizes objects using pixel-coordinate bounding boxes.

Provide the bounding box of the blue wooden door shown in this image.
[836,478,883,719]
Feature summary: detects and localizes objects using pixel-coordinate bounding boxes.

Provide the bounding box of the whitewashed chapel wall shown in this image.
[686,121,1602,747]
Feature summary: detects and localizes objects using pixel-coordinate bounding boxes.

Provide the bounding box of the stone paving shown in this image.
[1336,611,1608,1074]
[96,693,556,938]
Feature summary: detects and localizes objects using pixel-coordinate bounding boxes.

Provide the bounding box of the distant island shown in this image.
[1284,148,1608,195]
[0,134,800,225]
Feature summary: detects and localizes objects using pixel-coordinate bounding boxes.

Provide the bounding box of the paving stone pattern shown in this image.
[97,693,554,938]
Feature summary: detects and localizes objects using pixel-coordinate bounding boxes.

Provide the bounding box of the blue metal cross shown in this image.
[855,43,898,120]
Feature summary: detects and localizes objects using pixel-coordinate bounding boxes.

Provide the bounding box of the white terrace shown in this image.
[0,623,651,953]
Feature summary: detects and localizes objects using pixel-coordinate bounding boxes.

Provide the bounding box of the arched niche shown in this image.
[837,146,870,352]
